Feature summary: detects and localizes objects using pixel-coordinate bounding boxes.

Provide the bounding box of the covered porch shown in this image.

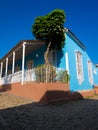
[0,40,45,85]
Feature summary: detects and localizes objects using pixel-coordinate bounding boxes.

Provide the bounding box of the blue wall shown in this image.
[66,34,94,91]
[57,49,66,69]
[57,33,96,91]
[25,46,46,69]
[94,67,98,85]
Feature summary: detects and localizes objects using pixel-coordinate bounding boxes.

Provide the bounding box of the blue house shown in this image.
[0,28,98,92]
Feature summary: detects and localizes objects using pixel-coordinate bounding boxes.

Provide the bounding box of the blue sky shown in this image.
[0,0,98,63]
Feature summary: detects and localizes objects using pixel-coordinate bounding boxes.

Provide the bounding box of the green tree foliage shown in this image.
[32,9,66,64]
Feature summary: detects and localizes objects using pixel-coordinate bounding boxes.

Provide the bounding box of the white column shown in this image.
[0,62,3,78]
[21,42,26,85]
[5,58,8,77]
[65,52,69,74]
[12,52,15,74]
[12,52,15,83]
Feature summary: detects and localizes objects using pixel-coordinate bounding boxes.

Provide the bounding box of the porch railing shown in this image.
[12,71,22,83]
[24,69,36,82]
[0,67,69,85]
[0,71,22,85]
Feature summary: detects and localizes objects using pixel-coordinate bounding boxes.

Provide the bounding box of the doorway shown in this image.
[26,60,34,81]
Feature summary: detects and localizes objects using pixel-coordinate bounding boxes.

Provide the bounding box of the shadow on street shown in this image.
[0,94,98,130]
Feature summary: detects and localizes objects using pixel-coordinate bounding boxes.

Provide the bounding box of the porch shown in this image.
[0,40,69,85]
[0,40,45,85]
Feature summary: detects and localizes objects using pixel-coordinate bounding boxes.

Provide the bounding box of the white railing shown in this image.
[0,71,22,85]
[0,69,36,85]
[12,71,22,83]
[0,68,69,85]
[24,69,36,82]
[0,74,12,85]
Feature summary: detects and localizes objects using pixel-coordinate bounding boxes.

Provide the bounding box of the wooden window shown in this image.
[27,60,34,70]
[76,51,84,84]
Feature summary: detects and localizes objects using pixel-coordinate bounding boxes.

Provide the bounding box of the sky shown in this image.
[0,0,98,64]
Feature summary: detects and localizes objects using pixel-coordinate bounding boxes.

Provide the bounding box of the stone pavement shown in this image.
[0,93,98,130]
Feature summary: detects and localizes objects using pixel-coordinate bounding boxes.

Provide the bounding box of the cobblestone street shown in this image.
[0,92,98,130]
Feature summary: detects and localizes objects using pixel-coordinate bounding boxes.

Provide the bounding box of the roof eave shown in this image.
[0,40,45,62]
[64,28,86,50]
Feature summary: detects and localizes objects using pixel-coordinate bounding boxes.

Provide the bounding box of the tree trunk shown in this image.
[44,42,51,65]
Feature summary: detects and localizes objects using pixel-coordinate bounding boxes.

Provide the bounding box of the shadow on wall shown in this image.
[0,82,96,104]
[57,49,64,68]
[39,90,84,104]
[0,82,84,104]
[0,84,11,92]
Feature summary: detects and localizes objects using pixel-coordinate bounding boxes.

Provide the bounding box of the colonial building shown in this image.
[0,28,98,92]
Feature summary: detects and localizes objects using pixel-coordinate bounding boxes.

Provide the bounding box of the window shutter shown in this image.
[87,61,93,85]
[76,51,84,84]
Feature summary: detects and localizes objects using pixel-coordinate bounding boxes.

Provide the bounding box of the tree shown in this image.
[32,9,66,65]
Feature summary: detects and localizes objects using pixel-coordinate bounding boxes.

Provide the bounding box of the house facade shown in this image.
[0,28,98,92]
